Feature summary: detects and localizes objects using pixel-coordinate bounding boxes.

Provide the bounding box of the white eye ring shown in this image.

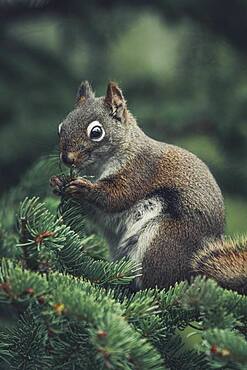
[58,122,63,135]
[87,121,105,142]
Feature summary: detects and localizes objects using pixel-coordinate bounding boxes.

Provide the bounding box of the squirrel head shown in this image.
[58,81,136,175]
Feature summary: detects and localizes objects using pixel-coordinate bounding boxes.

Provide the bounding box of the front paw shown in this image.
[50,175,65,196]
[65,178,93,199]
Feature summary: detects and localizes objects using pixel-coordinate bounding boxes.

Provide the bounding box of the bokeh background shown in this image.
[0,0,246,235]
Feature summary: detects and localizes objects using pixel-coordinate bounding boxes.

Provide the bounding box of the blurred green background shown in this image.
[0,0,246,235]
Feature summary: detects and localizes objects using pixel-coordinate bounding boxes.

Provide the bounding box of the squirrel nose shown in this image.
[60,152,78,166]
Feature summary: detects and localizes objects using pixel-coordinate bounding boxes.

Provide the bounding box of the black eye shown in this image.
[87,121,105,142]
[90,126,102,139]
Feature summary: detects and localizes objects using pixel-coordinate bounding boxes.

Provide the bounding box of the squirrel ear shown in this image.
[105,81,127,122]
[76,81,94,105]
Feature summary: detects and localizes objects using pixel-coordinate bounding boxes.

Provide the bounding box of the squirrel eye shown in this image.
[87,121,105,142]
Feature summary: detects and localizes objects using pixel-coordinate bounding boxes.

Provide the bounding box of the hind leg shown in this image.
[140,219,201,289]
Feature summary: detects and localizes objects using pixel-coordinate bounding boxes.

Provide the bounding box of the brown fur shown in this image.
[50,81,243,291]
[64,141,225,289]
[192,237,247,294]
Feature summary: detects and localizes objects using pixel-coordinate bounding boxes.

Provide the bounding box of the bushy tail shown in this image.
[191,236,247,294]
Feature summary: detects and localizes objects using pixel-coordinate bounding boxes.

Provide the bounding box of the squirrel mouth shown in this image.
[60,151,90,167]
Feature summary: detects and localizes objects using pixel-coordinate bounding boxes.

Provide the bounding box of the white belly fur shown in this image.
[97,198,163,264]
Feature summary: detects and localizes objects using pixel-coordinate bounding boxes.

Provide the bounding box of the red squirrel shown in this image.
[50,81,246,293]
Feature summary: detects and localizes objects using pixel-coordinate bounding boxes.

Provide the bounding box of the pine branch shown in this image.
[1,258,247,369]
[181,276,246,330]
[122,289,160,323]
[16,197,142,287]
[2,310,51,370]
[58,197,109,259]
[0,155,62,257]
[156,335,209,370]
[154,276,247,333]
[0,260,165,370]
[156,281,198,335]
[49,319,99,370]
[0,259,48,305]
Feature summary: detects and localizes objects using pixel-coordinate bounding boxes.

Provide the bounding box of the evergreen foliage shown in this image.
[0,157,246,369]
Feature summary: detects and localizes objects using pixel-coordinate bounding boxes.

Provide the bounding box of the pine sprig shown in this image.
[0,259,48,304]
[2,311,51,370]
[203,328,247,368]
[157,335,209,370]
[182,276,245,330]
[122,289,160,322]
[17,197,142,287]
[59,197,109,259]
